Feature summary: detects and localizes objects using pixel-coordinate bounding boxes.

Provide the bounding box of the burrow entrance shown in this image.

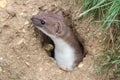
[33,10,87,61]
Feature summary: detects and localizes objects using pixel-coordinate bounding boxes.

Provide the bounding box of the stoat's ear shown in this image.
[54,22,62,35]
[56,11,64,20]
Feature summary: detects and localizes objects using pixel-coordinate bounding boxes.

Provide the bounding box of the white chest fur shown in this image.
[52,37,75,70]
[37,28,75,70]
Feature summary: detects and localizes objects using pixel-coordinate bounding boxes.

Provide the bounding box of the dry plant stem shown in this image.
[110,28,114,51]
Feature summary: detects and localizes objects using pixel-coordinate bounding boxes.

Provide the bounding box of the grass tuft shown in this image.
[77,0,120,79]
[77,0,120,29]
[94,47,120,80]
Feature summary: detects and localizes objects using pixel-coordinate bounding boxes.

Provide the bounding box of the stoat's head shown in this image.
[31,12,65,38]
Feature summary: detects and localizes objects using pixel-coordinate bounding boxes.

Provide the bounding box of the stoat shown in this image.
[31,12,84,71]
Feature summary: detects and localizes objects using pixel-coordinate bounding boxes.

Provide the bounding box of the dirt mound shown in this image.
[0,0,103,80]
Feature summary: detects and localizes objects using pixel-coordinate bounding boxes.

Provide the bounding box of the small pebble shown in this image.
[39,68,43,71]
[25,62,30,67]
[17,39,25,45]
[19,12,27,18]
[0,57,3,61]
[44,44,53,51]
[22,28,26,33]
[99,40,102,43]
[78,63,84,68]
[87,28,90,32]
[0,0,7,8]
[42,6,48,11]
[98,32,102,36]
[24,20,29,25]
[6,6,16,17]
[32,11,38,15]
[0,67,2,72]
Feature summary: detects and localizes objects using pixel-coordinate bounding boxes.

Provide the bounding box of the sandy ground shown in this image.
[0,0,104,80]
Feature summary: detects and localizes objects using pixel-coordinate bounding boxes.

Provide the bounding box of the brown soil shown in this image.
[0,0,103,80]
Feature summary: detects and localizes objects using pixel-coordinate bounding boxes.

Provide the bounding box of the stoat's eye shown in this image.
[40,19,45,25]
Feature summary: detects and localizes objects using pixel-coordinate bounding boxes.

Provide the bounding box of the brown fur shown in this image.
[31,12,84,69]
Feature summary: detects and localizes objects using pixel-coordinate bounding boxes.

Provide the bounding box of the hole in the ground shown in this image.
[33,10,87,61]
[63,10,87,57]
[34,27,55,58]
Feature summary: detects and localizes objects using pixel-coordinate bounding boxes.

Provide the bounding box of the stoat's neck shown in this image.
[51,37,74,54]
[52,37,67,48]
[52,37,75,70]
[39,26,74,52]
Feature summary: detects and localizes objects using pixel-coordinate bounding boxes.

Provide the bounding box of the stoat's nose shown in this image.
[31,16,36,22]
[31,16,41,27]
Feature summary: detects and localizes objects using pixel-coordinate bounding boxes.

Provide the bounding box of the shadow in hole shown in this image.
[34,27,87,59]
[34,27,55,58]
